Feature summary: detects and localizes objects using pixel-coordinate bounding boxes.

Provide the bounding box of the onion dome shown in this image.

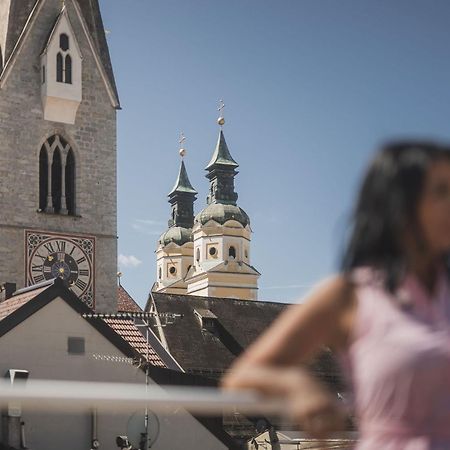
[159,226,193,246]
[195,203,250,228]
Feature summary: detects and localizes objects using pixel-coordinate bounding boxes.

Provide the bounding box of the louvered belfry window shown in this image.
[38,135,76,215]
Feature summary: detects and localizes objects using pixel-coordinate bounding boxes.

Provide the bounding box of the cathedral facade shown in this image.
[0,0,119,312]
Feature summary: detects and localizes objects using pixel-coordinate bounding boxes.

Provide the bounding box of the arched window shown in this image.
[56,53,63,82]
[39,135,76,215]
[158,267,162,280]
[52,149,62,213]
[60,33,69,51]
[196,248,200,262]
[65,149,75,215]
[56,35,72,84]
[65,54,72,84]
[39,147,48,211]
[229,246,236,259]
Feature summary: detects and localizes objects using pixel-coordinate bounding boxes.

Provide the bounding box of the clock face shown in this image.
[26,231,95,308]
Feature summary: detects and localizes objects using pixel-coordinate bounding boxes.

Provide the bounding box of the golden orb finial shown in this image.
[178,132,187,158]
[217,99,225,127]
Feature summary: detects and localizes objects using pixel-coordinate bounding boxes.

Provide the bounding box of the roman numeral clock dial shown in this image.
[26,231,95,308]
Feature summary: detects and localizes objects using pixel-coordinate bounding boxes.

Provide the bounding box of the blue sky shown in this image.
[100,0,450,306]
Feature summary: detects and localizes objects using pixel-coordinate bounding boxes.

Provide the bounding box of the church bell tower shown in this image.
[0,0,120,312]
[186,104,260,300]
[155,136,197,294]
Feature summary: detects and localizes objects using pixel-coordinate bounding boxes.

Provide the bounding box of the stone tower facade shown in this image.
[155,159,197,294]
[0,0,120,312]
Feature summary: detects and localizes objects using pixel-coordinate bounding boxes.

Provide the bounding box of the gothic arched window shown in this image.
[52,148,62,213]
[65,55,72,84]
[229,246,236,259]
[38,135,76,216]
[56,34,72,84]
[39,147,48,211]
[60,34,69,51]
[56,52,63,82]
[65,149,76,215]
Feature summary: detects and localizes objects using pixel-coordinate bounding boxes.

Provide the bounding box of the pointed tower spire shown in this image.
[167,134,197,230]
[169,160,197,196]
[205,130,239,170]
[205,102,239,206]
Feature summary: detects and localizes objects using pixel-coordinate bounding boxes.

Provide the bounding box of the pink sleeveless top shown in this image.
[340,268,450,449]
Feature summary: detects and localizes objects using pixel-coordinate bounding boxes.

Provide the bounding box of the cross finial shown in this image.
[179,132,186,158]
[217,99,225,127]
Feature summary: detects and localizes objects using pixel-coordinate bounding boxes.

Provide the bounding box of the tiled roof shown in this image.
[148,293,344,389]
[0,282,166,368]
[103,317,166,368]
[0,286,48,320]
[117,285,142,312]
[148,293,288,375]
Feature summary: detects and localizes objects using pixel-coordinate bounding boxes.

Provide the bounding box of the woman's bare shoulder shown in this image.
[298,274,357,351]
[302,273,355,311]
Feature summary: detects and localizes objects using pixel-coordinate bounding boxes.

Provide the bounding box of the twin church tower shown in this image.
[154,115,260,300]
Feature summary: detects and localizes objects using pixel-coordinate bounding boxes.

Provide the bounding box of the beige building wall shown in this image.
[187,220,259,300]
[155,242,194,294]
[0,298,227,450]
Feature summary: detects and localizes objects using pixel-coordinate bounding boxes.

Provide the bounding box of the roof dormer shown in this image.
[40,7,82,124]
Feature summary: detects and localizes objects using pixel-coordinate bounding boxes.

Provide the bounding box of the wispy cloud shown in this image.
[259,284,316,290]
[118,254,142,268]
[131,218,166,236]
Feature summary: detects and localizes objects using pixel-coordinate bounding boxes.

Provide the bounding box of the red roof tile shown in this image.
[0,286,48,321]
[117,285,142,312]
[0,284,166,368]
[103,318,166,368]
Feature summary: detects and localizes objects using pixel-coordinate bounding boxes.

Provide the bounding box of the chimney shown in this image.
[0,283,16,302]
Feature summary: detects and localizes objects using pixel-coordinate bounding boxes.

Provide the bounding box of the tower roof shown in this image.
[205,130,239,170]
[159,226,193,247]
[194,203,250,228]
[75,0,119,103]
[0,0,36,65]
[168,160,197,196]
[0,0,119,103]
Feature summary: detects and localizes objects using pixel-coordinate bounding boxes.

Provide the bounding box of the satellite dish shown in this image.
[127,409,160,449]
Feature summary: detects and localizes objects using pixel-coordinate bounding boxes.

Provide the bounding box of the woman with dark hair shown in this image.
[222,142,450,449]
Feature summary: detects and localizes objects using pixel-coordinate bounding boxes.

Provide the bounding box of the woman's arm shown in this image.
[231,275,356,369]
[221,275,356,437]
